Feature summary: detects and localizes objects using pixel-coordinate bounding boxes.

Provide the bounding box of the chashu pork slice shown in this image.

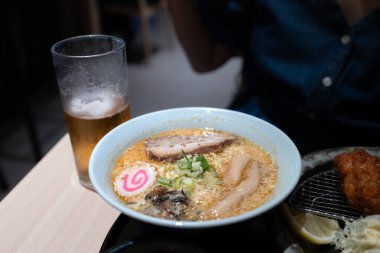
[146,133,236,161]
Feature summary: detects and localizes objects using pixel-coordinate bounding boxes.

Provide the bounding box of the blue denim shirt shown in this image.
[198,0,380,153]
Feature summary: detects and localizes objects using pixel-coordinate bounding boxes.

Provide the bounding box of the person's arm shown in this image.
[167,0,233,72]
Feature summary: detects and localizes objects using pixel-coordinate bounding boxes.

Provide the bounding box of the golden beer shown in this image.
[64,91,131,188]
[51,34,130,190]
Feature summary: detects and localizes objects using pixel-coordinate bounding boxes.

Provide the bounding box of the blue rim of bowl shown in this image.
[89,107,302,229]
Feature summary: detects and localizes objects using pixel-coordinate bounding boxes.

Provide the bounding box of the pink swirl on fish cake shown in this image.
[114,164,157,197]
[123,169,149,192]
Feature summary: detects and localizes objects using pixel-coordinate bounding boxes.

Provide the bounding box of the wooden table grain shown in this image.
[0,134,120,252]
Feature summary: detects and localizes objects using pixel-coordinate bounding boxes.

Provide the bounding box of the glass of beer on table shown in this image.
[51,35,131,190]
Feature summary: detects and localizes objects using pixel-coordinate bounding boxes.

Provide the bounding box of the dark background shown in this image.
[0,0,159,193]
[0,0,142,104]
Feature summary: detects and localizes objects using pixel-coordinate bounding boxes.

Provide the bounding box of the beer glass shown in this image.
[51,35,131,190]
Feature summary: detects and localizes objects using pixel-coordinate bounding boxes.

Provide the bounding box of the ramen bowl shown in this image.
[89,107,301,228]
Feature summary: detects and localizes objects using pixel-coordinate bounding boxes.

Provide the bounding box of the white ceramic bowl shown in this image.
[89,107,301,229]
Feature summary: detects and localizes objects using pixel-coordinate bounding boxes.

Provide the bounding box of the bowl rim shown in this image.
[89,107,302,228]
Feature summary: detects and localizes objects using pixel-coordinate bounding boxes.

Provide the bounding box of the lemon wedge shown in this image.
[282,204,339,245]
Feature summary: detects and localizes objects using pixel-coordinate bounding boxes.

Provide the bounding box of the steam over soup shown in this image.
[112,128,277,221]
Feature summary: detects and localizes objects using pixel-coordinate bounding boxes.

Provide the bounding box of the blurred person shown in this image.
[167,0,380,154]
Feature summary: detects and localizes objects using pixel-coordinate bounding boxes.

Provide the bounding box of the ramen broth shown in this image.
[112,128,277,221]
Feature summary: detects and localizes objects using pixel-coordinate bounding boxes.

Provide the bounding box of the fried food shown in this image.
[333,149,380,214]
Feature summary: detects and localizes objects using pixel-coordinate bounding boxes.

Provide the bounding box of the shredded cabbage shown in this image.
[334,215,380,253]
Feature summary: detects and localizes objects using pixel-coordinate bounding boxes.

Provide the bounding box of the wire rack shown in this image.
[288,163,362,220]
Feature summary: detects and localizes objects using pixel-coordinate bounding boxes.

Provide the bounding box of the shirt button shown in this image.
[340,35,351,45]
[321,76,333,87]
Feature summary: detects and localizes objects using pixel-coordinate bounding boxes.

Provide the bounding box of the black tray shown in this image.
[100,208,281,252]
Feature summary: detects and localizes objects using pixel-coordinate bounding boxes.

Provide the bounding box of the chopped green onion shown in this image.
[182,150,190,161]
[175,151,211,178]
[195,155,209,170]
[157,177,173,188]
[188,162,203,177]
[172,176,195,194]
[177,158,191,171]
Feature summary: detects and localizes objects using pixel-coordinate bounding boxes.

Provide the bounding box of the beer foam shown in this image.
[68,90,123,119]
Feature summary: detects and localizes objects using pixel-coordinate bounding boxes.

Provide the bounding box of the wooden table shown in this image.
[0,134,120,252]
